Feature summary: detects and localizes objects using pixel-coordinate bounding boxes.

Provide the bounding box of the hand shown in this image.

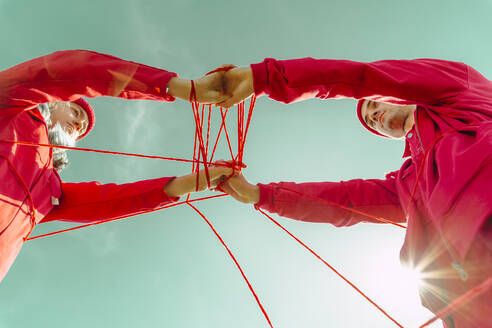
[219,172,260,204]
[164,164,233,198]
[194,71,229,104]
[167,70,229,104]
[218,66,254,108]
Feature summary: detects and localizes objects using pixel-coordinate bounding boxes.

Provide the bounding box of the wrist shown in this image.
[167,77,191,101]
[248,185,260,204]
[249,63,266,97]
[164,176,189,198]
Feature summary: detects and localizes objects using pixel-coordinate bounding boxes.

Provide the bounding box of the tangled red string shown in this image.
[2,91,489,327]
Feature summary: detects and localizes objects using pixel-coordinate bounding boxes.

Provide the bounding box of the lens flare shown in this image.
[400,266,424,292]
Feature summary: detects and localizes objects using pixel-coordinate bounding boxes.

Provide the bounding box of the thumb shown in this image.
[218,82,253,108]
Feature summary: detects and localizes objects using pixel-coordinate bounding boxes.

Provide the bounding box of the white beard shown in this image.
[38,103,76,171]
[48,122,77,148]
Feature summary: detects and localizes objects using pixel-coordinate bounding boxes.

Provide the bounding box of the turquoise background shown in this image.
[0,0,491,327]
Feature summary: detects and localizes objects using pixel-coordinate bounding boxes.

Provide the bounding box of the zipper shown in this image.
[439,230,469,281]
[414,110,469,282]
[414,115,425,153]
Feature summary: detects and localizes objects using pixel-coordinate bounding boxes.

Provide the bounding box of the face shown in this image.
[49,101,88,138]
[361,100,416,138]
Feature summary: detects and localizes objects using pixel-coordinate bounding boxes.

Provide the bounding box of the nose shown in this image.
[72,119,82,132]
[370,110,379,124]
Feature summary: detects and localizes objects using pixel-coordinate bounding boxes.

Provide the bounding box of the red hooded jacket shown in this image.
[251,58,492,328]
[0,50,179,282]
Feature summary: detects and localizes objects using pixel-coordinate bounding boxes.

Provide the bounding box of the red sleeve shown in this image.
[40,176,178,223]
[254,173,405,227]
[0,50,177,108]
[250,57,469,106]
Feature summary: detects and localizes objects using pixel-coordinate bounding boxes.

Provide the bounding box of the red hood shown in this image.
[356,99,387,138]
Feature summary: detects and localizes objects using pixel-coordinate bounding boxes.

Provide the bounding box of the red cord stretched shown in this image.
[188,202,275,328]
[14,93,423,328]
[419,275,492,327]
[257,208,404,328]
[0,140,226,167]
[26,194,227,241]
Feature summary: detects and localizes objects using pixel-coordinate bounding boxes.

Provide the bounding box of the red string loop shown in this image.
[205,66,234,76]
[8,93,453,328]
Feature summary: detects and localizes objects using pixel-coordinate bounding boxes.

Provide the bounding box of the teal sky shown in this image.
[1,1,491,327]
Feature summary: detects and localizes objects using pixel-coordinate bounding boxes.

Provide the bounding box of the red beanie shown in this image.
[73,98,95,140]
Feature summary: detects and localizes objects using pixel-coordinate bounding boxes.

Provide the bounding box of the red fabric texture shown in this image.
[0,50,179,282]
[251,57,492,327]
[40,177,177,223]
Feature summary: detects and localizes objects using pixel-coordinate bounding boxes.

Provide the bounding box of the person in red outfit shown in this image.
[218,58,492,328]
[0,50,232,283]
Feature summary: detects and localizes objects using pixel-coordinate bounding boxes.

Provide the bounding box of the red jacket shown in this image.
[0,50,179,282]
[251,58,492,327]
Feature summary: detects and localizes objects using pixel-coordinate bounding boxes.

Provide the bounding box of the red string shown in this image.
[26,194,227,241]
[219,108,235,159]
[276,185,407,229]
[0,140,225,167]
[206,105,212,159]
[5,158,38,240]
[257,208,404,328]
[189,123,199,202]
[237,101,244,163]
[187,202,275,328]
[209,108,228,162]
[419,275,492,327]
[182,95,274,327]
[205,66,234,76]
[11,91,404,328]
[190,81,211,190]
[239,96,256,164]
[13,89,410,328]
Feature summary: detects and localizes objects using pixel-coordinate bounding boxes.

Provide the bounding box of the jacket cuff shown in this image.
[250,61,268,97]
[160,73,178,102]
[161,176,180,203]
[253,183,273,210]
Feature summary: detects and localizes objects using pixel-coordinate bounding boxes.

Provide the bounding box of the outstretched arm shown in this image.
[221,172,405,227]
[218,57,470,108]
[41,166,232,223]
[0,50,227,108]
[164,165,233,198]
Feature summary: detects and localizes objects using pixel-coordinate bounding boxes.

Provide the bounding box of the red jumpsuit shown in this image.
[0,50,179,282]
[251,58,492,328]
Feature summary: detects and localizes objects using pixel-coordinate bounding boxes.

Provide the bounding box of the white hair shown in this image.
[38,103,77,171]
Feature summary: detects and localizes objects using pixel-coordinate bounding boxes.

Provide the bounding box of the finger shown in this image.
[220,83,253,108]
[211,162,232,172]
[211,92,230,103]
[218,181,251,203]
[213,159,229,166]
[209,177,223,189]
[196,91,229,105]
[218,94,250,109]
[226,174,250,194]
[209,167,232,180]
